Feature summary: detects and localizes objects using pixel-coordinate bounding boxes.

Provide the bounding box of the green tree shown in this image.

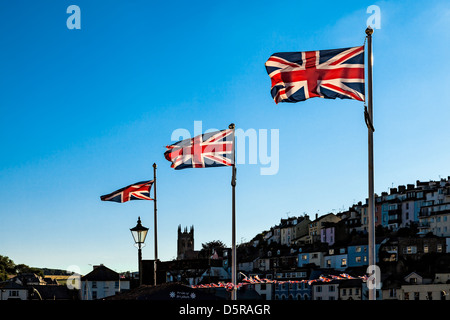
[0,255,16,281]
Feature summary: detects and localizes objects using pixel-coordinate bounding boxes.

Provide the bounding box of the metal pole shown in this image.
[229,123,237,300]
[153,163,158,286]
[366,26,376,301]
[138,244,142,286]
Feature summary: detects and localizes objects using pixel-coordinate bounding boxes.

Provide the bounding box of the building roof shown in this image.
[338,279,363,288]
[81,265,119,281]
[30,285,78,300]
[0,281,27,290]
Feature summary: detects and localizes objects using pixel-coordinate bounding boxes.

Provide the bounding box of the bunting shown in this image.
[191,273,368,292]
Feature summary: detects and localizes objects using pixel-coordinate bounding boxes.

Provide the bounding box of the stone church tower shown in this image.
[177,225,196,260]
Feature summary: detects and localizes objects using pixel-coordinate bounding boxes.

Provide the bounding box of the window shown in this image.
[424,245,429,253]
[329,285,335,292]
[115,281,119,289]
[414,292,419,300]
[390,289,396,298]
[92,281,97,288]
[302,254,308,260]
[437,245,443,253]
[356,256,361,263]
[427,292,433,300]
[316,286,322,292]
[9,290,19,297]
[342,289,347,296]
[404,246,417,254]
[356,246,362,253]
[404,292,409,300]
[341,258,347,267]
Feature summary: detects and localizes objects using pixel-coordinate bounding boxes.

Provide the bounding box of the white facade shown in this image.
[80,265,130,300]
[312,282,339,300]
[0,283,28,300]
[399,283,450,300]
[81,279,129,300]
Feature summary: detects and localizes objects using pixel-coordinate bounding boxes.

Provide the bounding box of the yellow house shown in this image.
[307,213,341,244]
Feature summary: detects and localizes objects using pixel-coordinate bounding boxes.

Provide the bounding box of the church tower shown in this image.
[177,225,194,260]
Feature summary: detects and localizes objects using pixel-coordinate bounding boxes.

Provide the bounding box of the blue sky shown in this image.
[1,0,449,275]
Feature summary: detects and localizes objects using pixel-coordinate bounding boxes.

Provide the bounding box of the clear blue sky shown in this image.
[1,0,449,275]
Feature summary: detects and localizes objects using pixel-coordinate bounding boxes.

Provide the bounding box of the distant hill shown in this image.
[40,268,72,276]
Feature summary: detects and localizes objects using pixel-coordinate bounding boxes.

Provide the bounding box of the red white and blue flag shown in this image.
[100,180,154,203]
[265,46,365,104]
[164,128,234,170]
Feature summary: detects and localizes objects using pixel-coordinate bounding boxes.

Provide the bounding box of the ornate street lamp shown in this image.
[130,217,148,285]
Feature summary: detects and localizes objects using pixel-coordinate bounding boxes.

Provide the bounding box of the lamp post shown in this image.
[130,217,149,286]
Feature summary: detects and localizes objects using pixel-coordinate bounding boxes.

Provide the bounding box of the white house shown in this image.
[0,281,28,300]
[80,264,130,300]
[311,280,340,300]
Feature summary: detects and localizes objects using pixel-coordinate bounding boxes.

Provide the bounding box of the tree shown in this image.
[0,255,16,281]
[0,255,44,280]
[201,240,226,251]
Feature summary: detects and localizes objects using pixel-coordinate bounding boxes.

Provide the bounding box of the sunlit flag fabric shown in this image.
[100,180,154,203]
[164,128,234,170]
[265,46,365,104]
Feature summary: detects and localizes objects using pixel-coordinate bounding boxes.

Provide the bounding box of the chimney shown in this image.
[407,184,414,190]
[315,213,319,220]
[398,185,406,193]
[390,188,397,195]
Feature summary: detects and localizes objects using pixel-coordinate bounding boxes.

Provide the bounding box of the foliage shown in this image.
[201,240,226,251]
[0,255,45,280]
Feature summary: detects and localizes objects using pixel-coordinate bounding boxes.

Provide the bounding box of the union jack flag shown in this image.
[265,46,365,104]
[164,128,234,170]
[100,180,154,203]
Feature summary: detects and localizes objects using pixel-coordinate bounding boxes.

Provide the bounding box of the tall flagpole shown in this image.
[229,123,237,300]
[365,27,376,301]
[153,163,158,286]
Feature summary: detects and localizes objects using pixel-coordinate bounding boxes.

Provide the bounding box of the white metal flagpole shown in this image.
[229,123,237,300]
[365,26,376,301]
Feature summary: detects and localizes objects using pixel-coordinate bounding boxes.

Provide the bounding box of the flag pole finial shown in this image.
[365,26,373,36]
[229,123,235,130]
[153,163,157,168]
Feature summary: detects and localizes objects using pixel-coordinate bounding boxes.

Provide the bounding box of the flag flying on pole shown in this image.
[265,46,365,104]
[100,180,154,203]
[164,128,234,170]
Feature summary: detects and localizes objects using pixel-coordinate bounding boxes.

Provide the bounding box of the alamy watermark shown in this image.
[170,121,279,176]
[67,5,81,30]
[366,5,381,29]
[66,265,81,290]
[366,264,381,290]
